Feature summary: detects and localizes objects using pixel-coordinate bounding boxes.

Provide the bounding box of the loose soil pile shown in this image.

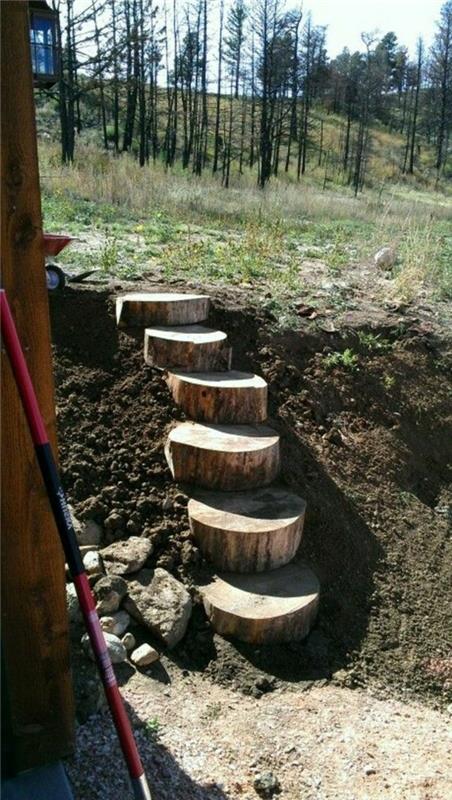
[51,286,451,707]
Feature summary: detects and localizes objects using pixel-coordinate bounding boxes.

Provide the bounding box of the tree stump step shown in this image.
[166,370,268,423]
[144,325,232,372]
[116,292,210,327]
[188,487,306,572]
[165,422,280,490]
[201,562,319,644]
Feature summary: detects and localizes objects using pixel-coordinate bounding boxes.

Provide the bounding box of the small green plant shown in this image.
[324,348,359,371]
[99,234,119,273]
[382,373,395,389]
[357,331,393,352]
[399,491,414,507]
[143,717,161,742]
[202,702,222,721]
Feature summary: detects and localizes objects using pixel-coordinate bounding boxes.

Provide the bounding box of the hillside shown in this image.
[35,91,451,196]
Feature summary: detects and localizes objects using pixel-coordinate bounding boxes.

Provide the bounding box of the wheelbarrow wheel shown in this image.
[46,264,66,291]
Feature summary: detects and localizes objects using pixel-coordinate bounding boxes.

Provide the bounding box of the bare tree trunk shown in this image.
[92,1,108,150]
[111,0,120,153]
[408,40,423,174]
[212,0,224,174]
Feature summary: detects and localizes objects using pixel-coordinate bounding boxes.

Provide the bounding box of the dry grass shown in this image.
[39,141,452,300]
[39,141,451,229]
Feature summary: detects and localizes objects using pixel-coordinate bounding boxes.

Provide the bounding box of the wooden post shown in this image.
[1,1,74,772]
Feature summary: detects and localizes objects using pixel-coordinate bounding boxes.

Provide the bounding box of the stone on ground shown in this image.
[100,610,130,636]
[93,574,128,615]
[82,632,127,664]
[122,632,136,651]
[374,246,396,270]
[83,550,103,575]
[254,771,282,798]
[66,582,82,624]
[100,536,153,575]
[124,568,192,649]
[69,505,102,546]
[131,643,160,667]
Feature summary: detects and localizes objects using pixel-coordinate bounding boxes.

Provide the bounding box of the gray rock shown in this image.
[66,582,82,624]
[374,246,396,270]
[124,568,192,649]
[69,505,103,546]
[122,632,136,651]
[94,574,128,615]
[72,657,107,723]
[131,643,160,667]
[254,771,281,798]
[78,519,102,547]
[104,512,124,531]
[81,631,127,664]
[68,504,84,542]
[109,610,130,636]
[100,536,153,575]
[83,550,103,575]
[100,616,116,634]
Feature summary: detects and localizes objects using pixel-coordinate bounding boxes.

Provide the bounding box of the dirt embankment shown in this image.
[50,286,452,707]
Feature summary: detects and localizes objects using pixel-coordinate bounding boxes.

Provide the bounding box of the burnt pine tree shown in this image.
[408,39,423,174]
[430,0,452,177]
[212,0,224,174]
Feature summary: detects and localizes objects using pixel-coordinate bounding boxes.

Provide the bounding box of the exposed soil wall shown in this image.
[50,287,452,706]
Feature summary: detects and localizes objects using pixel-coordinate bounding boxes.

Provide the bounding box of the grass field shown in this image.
[39,141,452,312]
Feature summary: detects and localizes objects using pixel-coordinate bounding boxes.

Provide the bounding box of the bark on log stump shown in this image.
[202,563,319,644]
[165,422,280,490]
[166,370,268,424]
[188,487,306,572]
[144,325,231,372]
[116,292,210,327]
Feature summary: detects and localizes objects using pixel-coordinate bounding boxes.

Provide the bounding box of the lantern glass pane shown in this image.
[30,13,55,76]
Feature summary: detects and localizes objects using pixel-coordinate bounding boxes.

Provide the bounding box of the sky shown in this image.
[74,0,445,62]
[307,0,444,58]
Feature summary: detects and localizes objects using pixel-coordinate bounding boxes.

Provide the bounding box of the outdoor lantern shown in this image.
[29,0,60,88]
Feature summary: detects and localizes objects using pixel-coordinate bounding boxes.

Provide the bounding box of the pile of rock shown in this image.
[67,507,193,674]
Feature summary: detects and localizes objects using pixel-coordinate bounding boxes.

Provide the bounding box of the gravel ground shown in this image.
[65,662,451,800]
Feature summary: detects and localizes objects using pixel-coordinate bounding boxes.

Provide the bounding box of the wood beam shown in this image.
[1,0,74,772]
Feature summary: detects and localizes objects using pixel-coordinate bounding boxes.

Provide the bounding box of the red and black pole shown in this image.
[0,289,152,800]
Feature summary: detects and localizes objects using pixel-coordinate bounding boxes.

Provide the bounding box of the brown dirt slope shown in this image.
[50,286,452,706]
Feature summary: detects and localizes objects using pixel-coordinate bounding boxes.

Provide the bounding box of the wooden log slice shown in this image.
[188,487,306,572]
[166,370,268,424]
[165,422,280,490]
[116,292,210,327]
[202,563,319,644]
[144,325,232,372]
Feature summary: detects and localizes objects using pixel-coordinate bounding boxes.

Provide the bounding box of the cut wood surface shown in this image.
[144,325,231,372]
[202,562,319,644]
[166,370,268,424]
[165,422,280,490]
[116,292,210,327]
[188,487,306,572]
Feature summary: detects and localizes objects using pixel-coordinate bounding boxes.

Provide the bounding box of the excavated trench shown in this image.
[50,286,452,708]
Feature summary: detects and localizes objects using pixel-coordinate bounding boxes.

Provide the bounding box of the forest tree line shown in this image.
[47,0,452,192]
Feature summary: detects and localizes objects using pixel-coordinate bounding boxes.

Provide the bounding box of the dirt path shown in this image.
[66,665,451,800]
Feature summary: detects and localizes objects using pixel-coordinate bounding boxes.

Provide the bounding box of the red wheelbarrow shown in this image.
[43,234,98,291]
[43,233,74,291]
